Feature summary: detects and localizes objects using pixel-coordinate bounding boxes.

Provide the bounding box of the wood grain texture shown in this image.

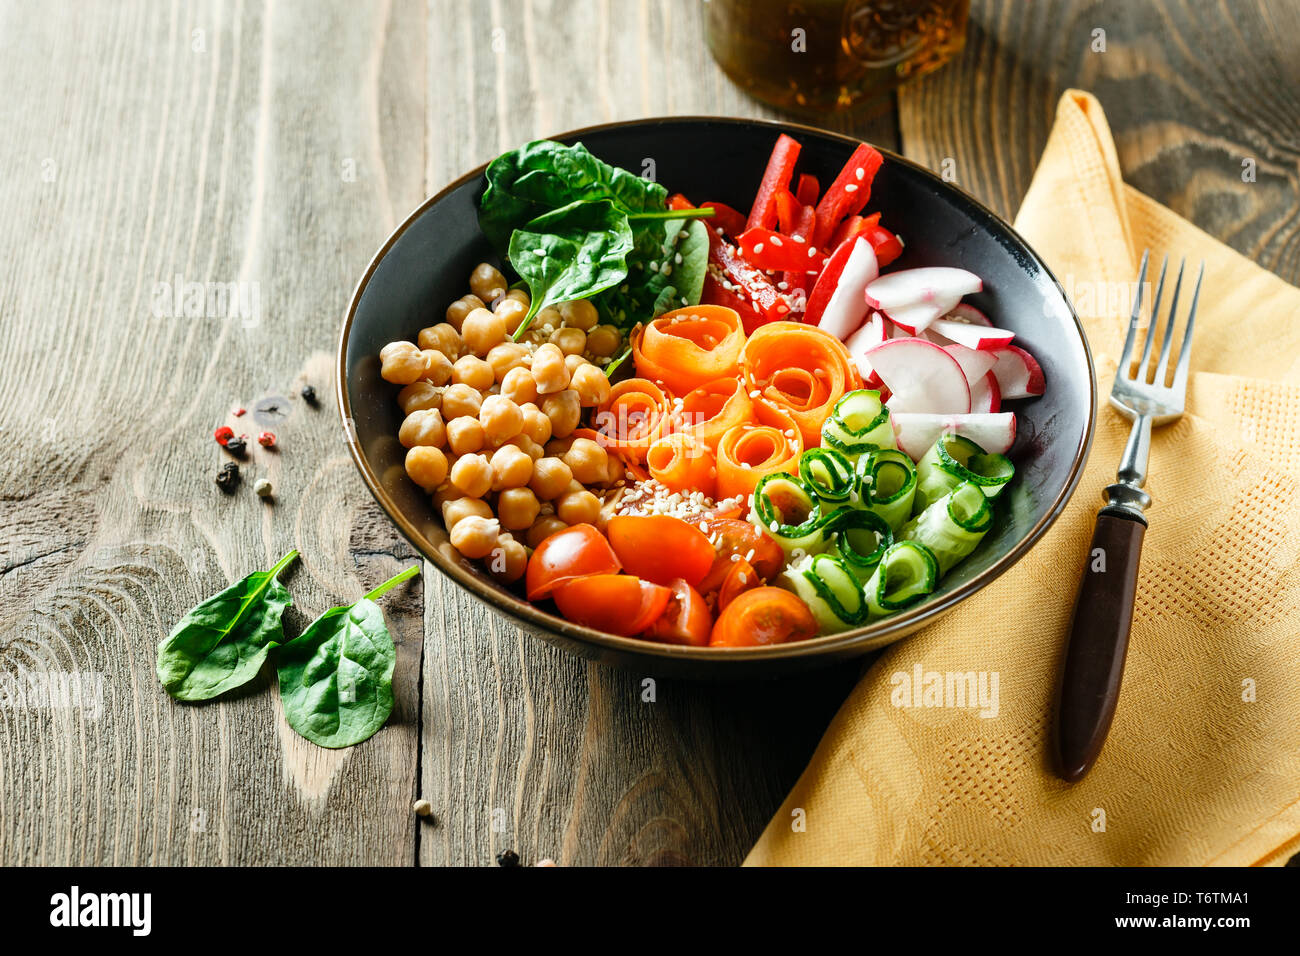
[898,0,1300,281]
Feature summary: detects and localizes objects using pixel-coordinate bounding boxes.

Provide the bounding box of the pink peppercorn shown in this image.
[258,431,276,448]
[214,426,234,446]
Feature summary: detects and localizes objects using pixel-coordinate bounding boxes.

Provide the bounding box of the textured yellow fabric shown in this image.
[745,91,1300,867]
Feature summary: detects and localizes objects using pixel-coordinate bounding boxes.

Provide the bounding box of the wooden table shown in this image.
[3,0,1296,866]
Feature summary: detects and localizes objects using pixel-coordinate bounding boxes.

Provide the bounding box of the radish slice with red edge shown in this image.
[805,236,878,337]
[989,345,1046,399]
[969,370,1002,413]
[941,343,998,386]
[929,318,1015,351]
[844,311,887,379]
[864,267,982,314]
[942,303,993,326]
[864,338,971,415]
[891,412,1017,460]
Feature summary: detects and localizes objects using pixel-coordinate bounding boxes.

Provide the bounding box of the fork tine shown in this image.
[1172,262,1204,393]
[1135,255,1168,381]
[1153,258,1186,385]
[1117,249,1150,373]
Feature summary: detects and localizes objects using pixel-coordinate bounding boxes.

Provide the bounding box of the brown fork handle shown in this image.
[1054,511,1146,782]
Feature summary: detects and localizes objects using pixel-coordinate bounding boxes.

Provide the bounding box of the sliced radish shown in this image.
[865,338,970,415]
[929,318,1014,351]
[969,370,1001,414]
[942,303,993,326]
[844,311,888,379]
[863,268,982,334]
[805,236,878,339]
[891,412,1017,460]
[989,345,1046,399]
[879,300,954,335]
[941,344,998,386]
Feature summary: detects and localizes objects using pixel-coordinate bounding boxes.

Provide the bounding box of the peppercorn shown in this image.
[214,425,234,446]
[215,462,240,492]
[496,849,520,867]
[301,385,317,405]
[224,435,248,457]
[258,431,276,448]
[253,477,273,498]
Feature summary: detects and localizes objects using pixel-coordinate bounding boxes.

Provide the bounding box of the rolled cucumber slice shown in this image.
[900,480,992,574]
[821,389,896,460]
[799,447,855,506]
[857,448,918,532]
[827,507,893,581]
[865,540,939,618]
[914,433,1014,514]
[750,471,832,559]
[780,551,868,634]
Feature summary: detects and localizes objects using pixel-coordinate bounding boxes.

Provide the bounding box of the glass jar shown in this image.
[704,0,969,114]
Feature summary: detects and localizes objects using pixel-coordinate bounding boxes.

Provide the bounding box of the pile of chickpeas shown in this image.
[379,262,628,584]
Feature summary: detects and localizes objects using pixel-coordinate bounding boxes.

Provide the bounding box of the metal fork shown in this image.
[1054,250,1204,783]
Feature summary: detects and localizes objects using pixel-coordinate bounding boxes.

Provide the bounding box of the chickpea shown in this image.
[507,434,545,460]
[562,438,609,485]
[398,381,442,414]
[446,295,485,332]
[570,363,612,407]
[450,453,492,498]
[551,326,587,357]
[490,443,534,490]
[440,383,483,420]
[505,287,530,307]
[586,324,622,358]
[565,353,590,376]
[531,343,570,395]
[404,446,448,492]
[519,404,553,445]
[556,489,601,525]
[469,263,507,303]
[486,342,529,382]
[529,456,573,501]
[499,366,538,406]
[462,307,507,357]
[433,483,465,511]
[559,299,600,332]
[419,323,463,360]
[443,496,493,530]
[479,394,524,444]
[541,389,581,439]
[486,535,528,584]
[544,435,576,458]
[451,354,494,391]
[534,306,563,331]
[603,453,625,485]
[450,515,501,559]
[497,487,541,531]
[380,341,428,385]
[493,297,529,335]
[418,349,454,386]
[526,515,569,548]
[446,415,485,455]
[399,408,446,449]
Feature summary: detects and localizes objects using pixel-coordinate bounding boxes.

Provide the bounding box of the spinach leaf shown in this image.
[595,215,710,326]
[508,200,634,330]
[276,565,419,749]
[479,140,667,252]
[156,550,298,701]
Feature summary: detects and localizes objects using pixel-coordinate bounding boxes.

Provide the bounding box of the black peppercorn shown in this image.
[496,849,520,867]
[224,435,248,457]
[301,384,317,405]
[215,462,241,492]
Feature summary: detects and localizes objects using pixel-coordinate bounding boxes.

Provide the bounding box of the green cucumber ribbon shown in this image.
[821,389,896,460]
[826,507,893,581]
[857,448,918,532]
[900,480,992,575]
[750,471,832,559]
[913,433,1014,514]
[798,447,856,506]
[780,539,938,634]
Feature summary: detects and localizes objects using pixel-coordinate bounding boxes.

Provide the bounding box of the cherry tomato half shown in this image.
[606,515,715,588]
[525,523,621,601]
[647,578,712,647]
[552,574,671,637]
[696,518,785,594]
[709,587,819,647]
[715,558,760,613]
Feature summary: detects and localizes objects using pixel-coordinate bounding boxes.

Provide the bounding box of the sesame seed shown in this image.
[855,167,865,181]
[770,236,783,247]
[791,235,806,243]
[845,184,858,193]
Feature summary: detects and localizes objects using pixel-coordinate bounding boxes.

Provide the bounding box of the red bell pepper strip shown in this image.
[812,143,883,250]
[781,204,819,296]
[746,134,802,232]
[775,189,799,236]
[831,212,877,249]
[863,222,903,268]
[699,201,747,239]
[701,273,763,332]
[737,227,821,272]
[795,173,820,207]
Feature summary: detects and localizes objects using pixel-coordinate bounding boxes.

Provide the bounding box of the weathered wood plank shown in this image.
[0,0,427,865]
[418,0,895,866]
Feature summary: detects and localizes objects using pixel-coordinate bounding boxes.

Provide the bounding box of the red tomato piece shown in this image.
[709,587,819,647]
[525,523,621,601]
[695,518,785,594]
[716,558,760,612]
[606,515,716,588]
[553,574,671,636]
[647,578,712,646]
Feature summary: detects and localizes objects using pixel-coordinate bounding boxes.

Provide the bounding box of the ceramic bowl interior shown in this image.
[339,117,1095,677]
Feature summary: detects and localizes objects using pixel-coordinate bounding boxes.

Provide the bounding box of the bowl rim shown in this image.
[337,114,1097,663]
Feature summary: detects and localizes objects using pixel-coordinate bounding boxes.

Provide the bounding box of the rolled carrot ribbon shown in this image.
[677,377,754,453]
[715,400,804,502]
[632,305,745,397]
[593,377,676,464]
[740,321,861,448]
[646,431,717,499]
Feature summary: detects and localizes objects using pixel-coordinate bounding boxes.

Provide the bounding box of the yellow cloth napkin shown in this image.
[746,91,1300,867]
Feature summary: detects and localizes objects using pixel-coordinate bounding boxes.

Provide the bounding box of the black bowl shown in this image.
[338,117,1095,678]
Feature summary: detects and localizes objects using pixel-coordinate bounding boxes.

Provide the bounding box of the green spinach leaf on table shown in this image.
[276,566,418,749]
[156,550,298,701]
[507,200,634,322]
